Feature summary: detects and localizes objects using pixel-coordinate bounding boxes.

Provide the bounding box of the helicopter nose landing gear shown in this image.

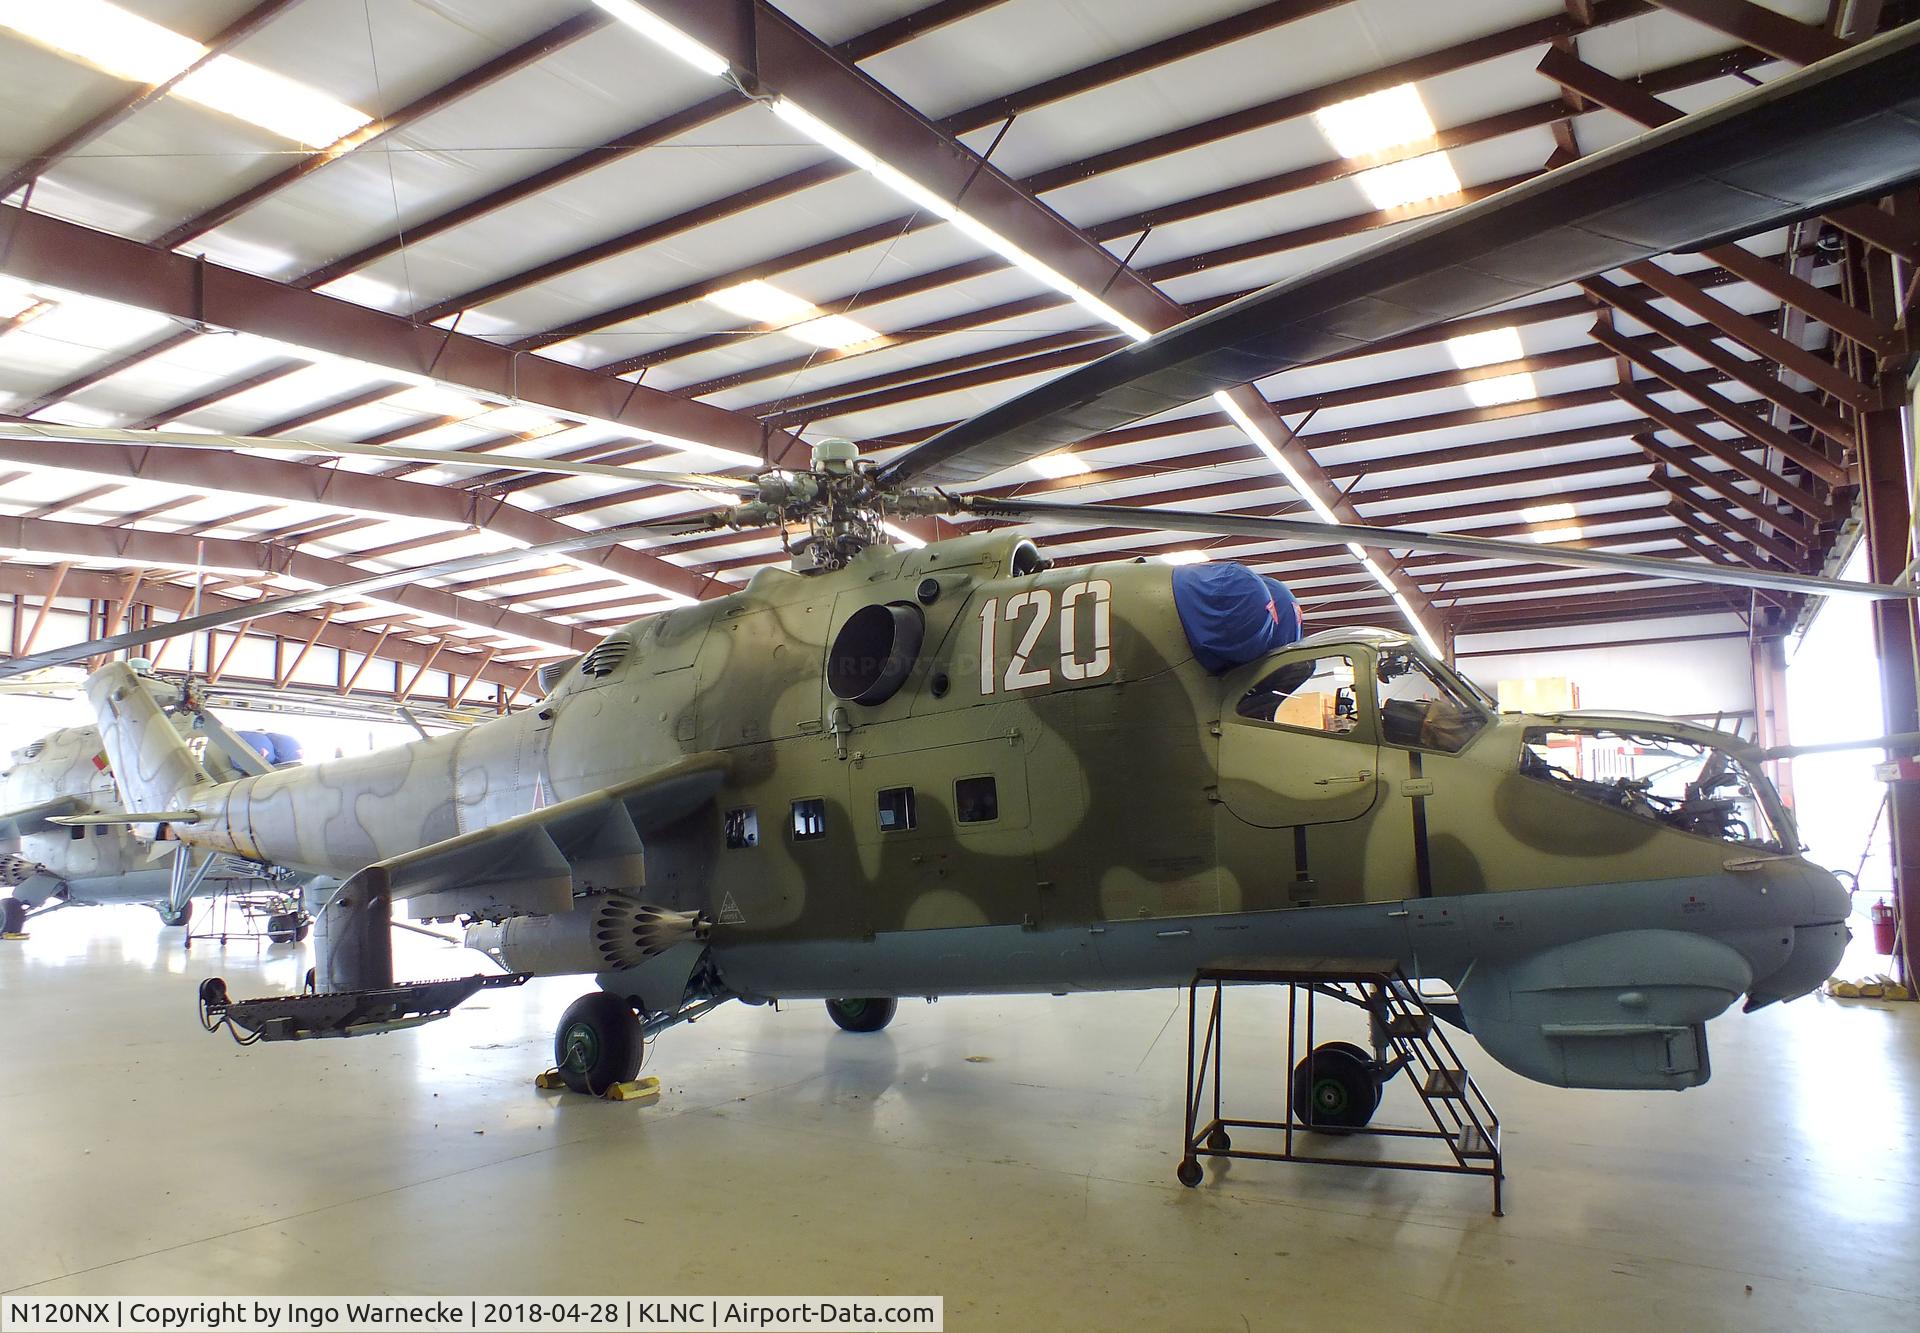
[554,991,644,1095]
[156,900,192,929]
[1290,1042,1382,1133]
[826,996,897,1032]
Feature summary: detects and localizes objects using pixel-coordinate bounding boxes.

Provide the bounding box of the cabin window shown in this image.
[790,797,828,842]
[1376,649,1487,753]
[955,775,998,824]
[92,824,107,838]
[877,786,917,832]
[1237,654,1360,736]
[69,824,86,841]
[724,806,759,849]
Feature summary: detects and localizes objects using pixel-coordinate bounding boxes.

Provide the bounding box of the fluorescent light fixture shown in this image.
[881,521,926,549]
[1312,84,1437,159]
[704,280,818,325]
[773,96,1153,344]
[0,1,369,146]
[1212,390,1441,652]
[1159,549,1210,566]
[590,0,731,77]
[787,313,881,350]
[1353,154,1462,211]
[1029,451,1091,479]
[1520,502,1577,525]
[1463,372,1536,407]
[1212,391,1340,525]
[1529,526,1585,544]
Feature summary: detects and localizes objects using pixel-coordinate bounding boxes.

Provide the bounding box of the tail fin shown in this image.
[84,663,215,814]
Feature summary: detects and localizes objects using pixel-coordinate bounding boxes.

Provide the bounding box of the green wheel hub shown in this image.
[1312,1077,1350,1115]
[561,1022,601,1075]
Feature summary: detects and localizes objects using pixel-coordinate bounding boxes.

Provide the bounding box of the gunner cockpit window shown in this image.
[1375,649,1487,753]
[1518,728,1791,851]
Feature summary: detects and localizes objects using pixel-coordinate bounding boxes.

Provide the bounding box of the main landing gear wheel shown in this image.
[825,996,896,1032]
[1,898,25,934]
[1290,1042,1381,1133]
[265,913,309,944]
[555,991,643,1095]
[156,901,192,929]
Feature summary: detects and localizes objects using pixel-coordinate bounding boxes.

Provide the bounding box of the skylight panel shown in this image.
[786,314,880,349]
[0,1,370,147]
[174,57,372,147]
[0,0,201,84]
[1447,327,1536,407]
[704,281,818,325]
[1029,451,1091,479]
[1311,84,1437,159]
[1521,503,1583,543]
[1352,154,1463,211]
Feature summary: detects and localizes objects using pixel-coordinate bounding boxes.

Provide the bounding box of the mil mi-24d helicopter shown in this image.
[0,667,310,939]
[8,28,1920,1108]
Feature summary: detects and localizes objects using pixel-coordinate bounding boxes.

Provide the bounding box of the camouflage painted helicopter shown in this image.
[0,669,309,938]
[11,30,1920,1108]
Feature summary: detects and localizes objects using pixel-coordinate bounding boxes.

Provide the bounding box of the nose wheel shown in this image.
[1290,1042,1381,1132]
[155,900,192,929]
[825,996,897,1032]
[1,898,25,935]
[554,991,643,1095]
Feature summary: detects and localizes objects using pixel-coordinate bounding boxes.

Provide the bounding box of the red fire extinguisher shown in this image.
[1870,898,1898,955]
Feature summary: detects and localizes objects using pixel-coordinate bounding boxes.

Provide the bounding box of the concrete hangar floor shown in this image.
[0,907,1913,1331]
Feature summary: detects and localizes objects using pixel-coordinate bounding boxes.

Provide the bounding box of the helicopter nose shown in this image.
[1744,863,1851,1011]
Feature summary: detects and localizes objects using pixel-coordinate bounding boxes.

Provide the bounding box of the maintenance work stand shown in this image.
[1180,955,1505,1215]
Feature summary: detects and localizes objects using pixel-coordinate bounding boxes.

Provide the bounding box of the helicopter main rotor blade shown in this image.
[0,511,727,679]
[0,422,764,494]
[957,496,1920,601]
[880,23,1920,489]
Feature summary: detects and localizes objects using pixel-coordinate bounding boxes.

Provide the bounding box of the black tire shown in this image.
[1205,1127,1232,1153]
[266,912,300,944]
[826,996,897,1032]
[0,898,25,934]
[156,900,192,929]
[554,991,643,1096]
[1290,1044,1381,1133]
[1176,1158,1203,1188]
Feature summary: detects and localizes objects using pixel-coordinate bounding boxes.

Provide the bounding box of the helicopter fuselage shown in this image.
[97,533,1848,1090]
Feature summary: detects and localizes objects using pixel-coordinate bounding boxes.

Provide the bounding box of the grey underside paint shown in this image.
[709,872,1838,999]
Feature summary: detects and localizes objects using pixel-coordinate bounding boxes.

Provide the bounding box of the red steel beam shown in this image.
[0,436,715,603]
[0,203,799,469]
[0,514,593,652]
[1646,0,1848,64]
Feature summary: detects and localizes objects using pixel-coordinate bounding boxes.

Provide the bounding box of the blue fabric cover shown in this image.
[1172,563,1304,673]
[236,730,304,766]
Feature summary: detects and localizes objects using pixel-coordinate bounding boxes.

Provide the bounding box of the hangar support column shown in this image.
[1858,385,1919,993]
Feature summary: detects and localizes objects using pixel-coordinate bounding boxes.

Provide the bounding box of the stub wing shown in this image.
[384,751,731,921]
[0,794,92,837]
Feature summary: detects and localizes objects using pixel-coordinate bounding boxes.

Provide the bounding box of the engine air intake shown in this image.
[828,602,926,705]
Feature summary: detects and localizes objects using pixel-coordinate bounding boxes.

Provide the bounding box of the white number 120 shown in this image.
[976,580,1112,695]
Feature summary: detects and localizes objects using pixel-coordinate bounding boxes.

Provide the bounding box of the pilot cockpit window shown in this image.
[1375,648,1487,753]
[1236,654,1360,735]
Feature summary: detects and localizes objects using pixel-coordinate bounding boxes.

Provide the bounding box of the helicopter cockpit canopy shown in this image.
[1231,630,1493,754]
[1517,725,1794,852]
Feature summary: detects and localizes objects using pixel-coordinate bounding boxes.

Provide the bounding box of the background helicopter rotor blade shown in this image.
[956,496,1920,602]
[0,510,730,679]
[880,22,1920,489]
[0,422,765,495]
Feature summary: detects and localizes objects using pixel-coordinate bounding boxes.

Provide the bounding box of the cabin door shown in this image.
[1217,648,1381,829]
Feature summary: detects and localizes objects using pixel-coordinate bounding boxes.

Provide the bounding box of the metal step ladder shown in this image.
[1180,955,1505,1215]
